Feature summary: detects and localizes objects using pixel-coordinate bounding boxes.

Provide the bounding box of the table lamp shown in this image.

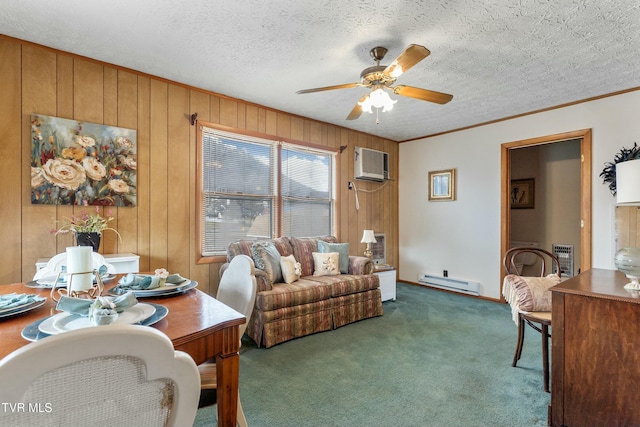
[361,230,376,258]
[613,158,640,290]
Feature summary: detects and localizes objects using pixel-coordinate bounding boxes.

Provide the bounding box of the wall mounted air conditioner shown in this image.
[354,146,389,182]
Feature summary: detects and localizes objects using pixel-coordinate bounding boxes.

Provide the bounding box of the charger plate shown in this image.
[38,303,156,335]
[0,299,47,319]
[21,303,168,342]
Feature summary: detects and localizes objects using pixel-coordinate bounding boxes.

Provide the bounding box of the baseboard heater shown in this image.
[418,273,481,296]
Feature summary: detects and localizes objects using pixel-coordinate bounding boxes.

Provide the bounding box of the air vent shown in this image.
[552,244,574,277]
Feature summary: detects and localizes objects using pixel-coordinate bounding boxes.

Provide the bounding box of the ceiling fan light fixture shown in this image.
[359,87,396,114]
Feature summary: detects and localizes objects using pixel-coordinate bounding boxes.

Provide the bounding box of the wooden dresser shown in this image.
[550,268,640,426]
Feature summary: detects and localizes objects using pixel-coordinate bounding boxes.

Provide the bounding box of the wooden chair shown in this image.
[198,254,257,427]
[0,325,200,427]
[502,247,561,393]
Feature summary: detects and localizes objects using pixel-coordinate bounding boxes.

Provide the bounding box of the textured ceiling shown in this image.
[2,0,640,141]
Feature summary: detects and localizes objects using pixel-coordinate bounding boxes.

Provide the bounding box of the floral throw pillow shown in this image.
[317,240,349,274]
[312,252,340,276]
[280,254,301,284]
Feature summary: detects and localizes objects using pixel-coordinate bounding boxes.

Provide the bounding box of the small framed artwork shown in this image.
[428,169,456,201]
[511,178,535,209]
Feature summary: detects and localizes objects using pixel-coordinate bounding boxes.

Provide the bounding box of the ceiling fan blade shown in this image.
[346,95,368,120]
[392,85,453,104]
[296,83,360,94]
[383,44,430,78]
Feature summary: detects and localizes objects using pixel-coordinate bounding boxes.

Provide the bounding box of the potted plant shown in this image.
[52,206,121,251]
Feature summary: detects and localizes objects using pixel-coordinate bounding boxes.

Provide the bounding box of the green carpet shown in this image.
[194,282,550,427]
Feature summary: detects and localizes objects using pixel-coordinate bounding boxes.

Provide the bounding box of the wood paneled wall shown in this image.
[0,36,398,295]
[616,206,640,250]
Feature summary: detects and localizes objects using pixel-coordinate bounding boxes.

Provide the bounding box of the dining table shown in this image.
[0,276,246,427]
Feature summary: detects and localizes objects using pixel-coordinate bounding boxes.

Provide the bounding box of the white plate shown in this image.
[38,303,156,335]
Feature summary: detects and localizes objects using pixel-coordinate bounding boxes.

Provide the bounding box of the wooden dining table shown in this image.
[0,278,245,427]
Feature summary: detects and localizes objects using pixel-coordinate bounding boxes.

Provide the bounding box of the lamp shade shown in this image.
[358,87,397,114]
[617,159,640,204]
[361,230,377,244]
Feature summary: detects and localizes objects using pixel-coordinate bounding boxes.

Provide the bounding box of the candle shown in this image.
[66,246,93,292]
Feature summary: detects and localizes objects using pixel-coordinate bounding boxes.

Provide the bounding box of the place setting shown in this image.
[0,292,47,320]
[21,290,168,342]
[20,252,174,342]
[107,268,197,297]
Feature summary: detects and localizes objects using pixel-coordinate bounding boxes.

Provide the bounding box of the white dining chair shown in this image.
[0,324,200,427]
[198,254,257,427]
[33,251,116,280]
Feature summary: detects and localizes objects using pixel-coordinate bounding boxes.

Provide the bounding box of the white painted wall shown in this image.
[399,90,640,299]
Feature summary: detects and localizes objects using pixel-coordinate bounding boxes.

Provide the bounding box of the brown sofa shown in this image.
[223,236,383,348]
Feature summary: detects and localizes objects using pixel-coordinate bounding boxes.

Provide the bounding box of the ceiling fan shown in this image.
[296,44,453,121]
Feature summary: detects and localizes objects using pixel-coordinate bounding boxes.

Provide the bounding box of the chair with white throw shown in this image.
[198,254,257,427]
[502,246,561,393]
[0,325,200,427]
[33,251,116,280]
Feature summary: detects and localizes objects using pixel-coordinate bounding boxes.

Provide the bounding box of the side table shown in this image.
[375,266,396,301]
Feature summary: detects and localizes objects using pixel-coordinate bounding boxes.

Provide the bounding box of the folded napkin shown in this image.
[117,273,187,290]
[0,293,44,310]
[56,291,138,317]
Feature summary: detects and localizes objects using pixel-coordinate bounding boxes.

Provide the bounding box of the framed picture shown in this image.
[428,169,456,201]
[30,114,137,206]
[510,178,535,209]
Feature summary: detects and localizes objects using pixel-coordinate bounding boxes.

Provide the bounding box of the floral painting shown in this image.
[31,114,137,206]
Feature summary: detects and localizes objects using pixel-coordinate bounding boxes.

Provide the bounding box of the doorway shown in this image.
[500,129,592,301]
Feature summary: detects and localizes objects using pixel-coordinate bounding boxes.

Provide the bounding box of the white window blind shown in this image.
[281,143,334,237]
[200,127,275,256]
[199,126,335,256]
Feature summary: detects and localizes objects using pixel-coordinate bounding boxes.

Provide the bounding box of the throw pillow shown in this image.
[317,240,350,274]
[312,252,341,276]
[506,273,561,312]
[251,241,283,284]
[280,254,301,284]
[289,236,338,277]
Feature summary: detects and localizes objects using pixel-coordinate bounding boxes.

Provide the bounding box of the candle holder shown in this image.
[50,269,105,302]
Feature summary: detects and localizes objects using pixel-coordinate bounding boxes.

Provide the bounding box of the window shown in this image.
[198,125,336,258]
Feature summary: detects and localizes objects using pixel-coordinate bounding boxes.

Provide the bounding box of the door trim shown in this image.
[500,129,592,302]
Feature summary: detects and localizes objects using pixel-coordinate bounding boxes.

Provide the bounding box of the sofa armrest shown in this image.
[219,262,273,292]
[254,269,273,292]
[348,256,374,275]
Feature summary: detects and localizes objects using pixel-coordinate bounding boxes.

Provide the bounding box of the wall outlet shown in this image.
[443,270,448,277]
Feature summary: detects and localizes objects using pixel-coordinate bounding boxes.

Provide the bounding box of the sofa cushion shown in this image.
[226,240,254,263]
[312,252,341,276]
[272,236,294,257]
[252,241,283,284]
[318,240,349,274]
[306,273,380,297]
[289,236,337,277]
[280,254,301,284]
[254,278,334,311]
